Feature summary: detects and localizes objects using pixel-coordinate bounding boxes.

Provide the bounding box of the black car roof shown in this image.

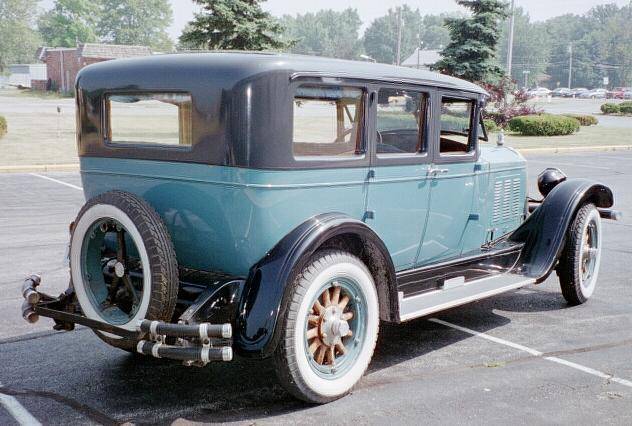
[77,51,487,95]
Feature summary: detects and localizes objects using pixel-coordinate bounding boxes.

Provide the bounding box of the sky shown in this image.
[40,0,632,42]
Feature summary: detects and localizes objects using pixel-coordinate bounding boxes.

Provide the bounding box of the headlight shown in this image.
[537,168,567,197]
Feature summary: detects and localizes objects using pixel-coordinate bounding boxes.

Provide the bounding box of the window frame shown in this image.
[290,82,368,163]
[370,83,434,167]
[374,86,430,160]
[433,91,481,164]
[102,90,194,151]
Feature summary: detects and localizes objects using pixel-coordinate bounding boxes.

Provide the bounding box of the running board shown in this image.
[398,273,535,322]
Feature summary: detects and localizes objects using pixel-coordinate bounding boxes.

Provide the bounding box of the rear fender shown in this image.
[233,213,396,358]
[509,178,613,282]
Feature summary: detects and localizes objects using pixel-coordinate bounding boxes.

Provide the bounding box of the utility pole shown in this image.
[396,7,403,66]
[506,0,516,76]
[568,43,573,89]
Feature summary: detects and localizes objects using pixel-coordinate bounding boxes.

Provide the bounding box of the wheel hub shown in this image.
[320,305,350,347]
[306,283,355,367]
[113,261,125,278]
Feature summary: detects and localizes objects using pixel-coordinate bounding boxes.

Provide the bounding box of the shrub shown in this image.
[562,114,598,126]
[483,118,498,133]
[0,116,6,138]
[600,103,620,114]
[508,114,580,136]
[620,101,632,114]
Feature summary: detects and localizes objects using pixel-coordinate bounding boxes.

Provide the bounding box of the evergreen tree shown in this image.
[434,0,509,83]
[180,0,289,51]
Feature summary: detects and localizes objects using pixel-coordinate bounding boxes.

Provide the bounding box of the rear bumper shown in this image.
[21,275,234,366]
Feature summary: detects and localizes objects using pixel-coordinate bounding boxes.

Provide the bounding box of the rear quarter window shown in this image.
[105,93,192,147]
[292,85,365,159]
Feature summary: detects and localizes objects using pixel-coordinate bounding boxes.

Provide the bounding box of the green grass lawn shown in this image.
[484,125,632,150]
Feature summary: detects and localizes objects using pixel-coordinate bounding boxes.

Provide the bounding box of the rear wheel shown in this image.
[70,191,179,351]
[557,203,602,305]
[274,250,379,403]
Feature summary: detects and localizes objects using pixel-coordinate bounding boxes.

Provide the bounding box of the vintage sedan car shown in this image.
[21,53,618,403]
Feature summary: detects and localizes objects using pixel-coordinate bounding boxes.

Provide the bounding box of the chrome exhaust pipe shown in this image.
[137,319,232,339]
[136,340,233,363]
[22,275,41,305]
[22,300,39,323]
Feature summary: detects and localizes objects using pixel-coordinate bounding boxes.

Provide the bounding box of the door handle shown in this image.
[427,167,449,176]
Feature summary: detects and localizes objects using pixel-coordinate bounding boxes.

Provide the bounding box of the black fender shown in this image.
[233,212,396,358]
[509,178,613,282]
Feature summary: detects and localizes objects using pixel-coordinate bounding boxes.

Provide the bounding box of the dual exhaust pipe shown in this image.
[136,319,233,365]
[21,275,41,323]
[20,275,234,365]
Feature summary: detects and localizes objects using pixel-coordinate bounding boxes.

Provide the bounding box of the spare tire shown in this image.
[69,190,178,351]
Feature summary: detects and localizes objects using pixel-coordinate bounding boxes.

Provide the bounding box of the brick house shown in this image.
[34,43,152,92]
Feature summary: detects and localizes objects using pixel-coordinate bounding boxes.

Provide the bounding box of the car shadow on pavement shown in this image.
[1,289,571,424]
[100,304,521,424]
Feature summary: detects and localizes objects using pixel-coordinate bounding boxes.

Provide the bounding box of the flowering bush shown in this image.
[480,77,540,129]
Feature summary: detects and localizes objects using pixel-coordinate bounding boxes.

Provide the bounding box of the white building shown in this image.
[401,49,442,70]
[7,64,47,88]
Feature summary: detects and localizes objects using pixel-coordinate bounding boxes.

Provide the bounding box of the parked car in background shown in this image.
[527,87,552,98]
[579,88,607,99]
[624,90,632,100]
[607,87,629,99]
[570,88,589,97]
[552,88,572,97]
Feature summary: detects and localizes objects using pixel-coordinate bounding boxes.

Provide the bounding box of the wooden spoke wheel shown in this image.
[274,250,379,404]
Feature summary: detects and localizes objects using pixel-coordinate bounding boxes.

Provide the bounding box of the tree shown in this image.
[98,0,173,52]
[434,0,509,83]
[363,6,421,64]
[38,0,99,47]
[0,0,41,71]
[179,0,289,51]
[497,7,551,87]
[280,8,362,59]
[591,4,632,88]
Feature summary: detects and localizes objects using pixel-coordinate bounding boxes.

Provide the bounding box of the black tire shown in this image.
[557,203,602,305]
[273,250,379,404]
[70,190,179,352]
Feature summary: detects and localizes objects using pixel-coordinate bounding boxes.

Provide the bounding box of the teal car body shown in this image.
[80,145,526,276]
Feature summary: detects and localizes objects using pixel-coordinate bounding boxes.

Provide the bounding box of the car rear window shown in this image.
[105,93,192,147]
[292,85,364,158]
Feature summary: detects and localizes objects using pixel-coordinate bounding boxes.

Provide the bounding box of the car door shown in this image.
[365,85,432,271]
[416,93,479,265]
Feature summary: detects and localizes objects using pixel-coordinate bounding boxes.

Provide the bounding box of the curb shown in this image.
[516,145,632,154]
[0,163,79,173]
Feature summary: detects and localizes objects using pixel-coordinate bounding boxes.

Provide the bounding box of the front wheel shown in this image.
[274,250,379,403]
[557,203,602,305]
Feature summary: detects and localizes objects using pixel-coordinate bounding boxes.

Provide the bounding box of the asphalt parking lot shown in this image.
[1,150,631,425]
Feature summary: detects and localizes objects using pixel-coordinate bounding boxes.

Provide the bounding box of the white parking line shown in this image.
[0,392,42,426]
[429,318,632,389]
[29,173,83,191]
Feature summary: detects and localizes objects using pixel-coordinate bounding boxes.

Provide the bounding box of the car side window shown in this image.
[376,89,427,156]
[439,97,475,155]
[292,85,364,158]
[105,93,192,147]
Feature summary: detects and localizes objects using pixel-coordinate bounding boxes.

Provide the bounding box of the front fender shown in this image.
[233,213,396,358]
[510,178,613,282]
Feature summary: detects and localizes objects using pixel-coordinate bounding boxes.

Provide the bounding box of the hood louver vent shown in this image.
[492,177,522,224]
